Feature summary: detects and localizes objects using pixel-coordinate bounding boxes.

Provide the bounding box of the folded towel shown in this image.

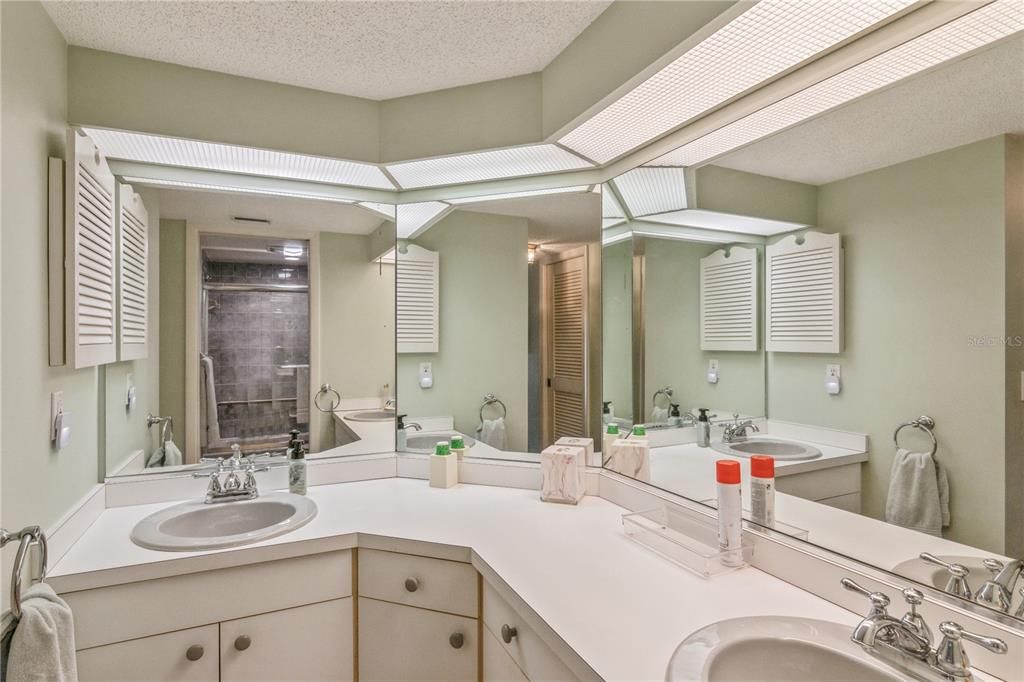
[885,447,950,537]
[651,406,669,424]
[5,583,78,682]
[295,366,310,424]
[477,417,507,450]
[162,440,183,467]
[145,445,164,468]
[199,354,220,447]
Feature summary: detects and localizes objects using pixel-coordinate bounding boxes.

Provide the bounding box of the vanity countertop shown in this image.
[49,478,860,681]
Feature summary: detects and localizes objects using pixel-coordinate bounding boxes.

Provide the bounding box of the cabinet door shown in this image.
[77,624,218,682]
[358,597,476,682]
[483,625,528,681]
[220,598,353,682]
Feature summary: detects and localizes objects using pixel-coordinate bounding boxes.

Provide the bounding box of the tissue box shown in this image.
[540,445,585,504]
[429,454,458,489]
[606,439,650,482]
[555,436,594,468]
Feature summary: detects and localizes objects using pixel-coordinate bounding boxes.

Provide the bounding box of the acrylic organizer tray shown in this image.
[698,499,810,541]
[622,503,752,578]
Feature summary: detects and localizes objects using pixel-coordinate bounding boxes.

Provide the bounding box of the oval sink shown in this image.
[131,492,318,552]
[403,432,476,454]
[345,409,396,422]
[712,438,822,461]
[667,616,902,681]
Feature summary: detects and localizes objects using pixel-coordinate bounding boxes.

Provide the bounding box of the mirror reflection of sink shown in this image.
[667,616,902,682]
[712,438,822,461]
[403,432,476,454]
[131,492,318,551]
[891,554,1024,614]
[344,409,396,422]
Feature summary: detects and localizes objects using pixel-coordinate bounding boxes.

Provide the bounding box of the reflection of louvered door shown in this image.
[547,255,587,443]
[118,184,149,360]
[765,232,843,353]
[700,246,758,351]
[397,244,439,353]
[66,129,118,368]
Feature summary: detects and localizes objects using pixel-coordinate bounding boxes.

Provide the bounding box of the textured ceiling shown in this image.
[711,37,1024,186]
[43,0,610,100]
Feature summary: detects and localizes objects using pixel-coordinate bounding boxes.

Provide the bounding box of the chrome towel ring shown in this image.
[479,393,507,422]
[314,383,341,413]
[893,415,937,457]
[0,525,48,621]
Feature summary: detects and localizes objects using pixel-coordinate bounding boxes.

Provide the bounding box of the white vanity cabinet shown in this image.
[76,624,220,682]
[483,582,578,681]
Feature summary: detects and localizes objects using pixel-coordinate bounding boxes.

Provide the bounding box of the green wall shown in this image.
[601,239,633,422]
[158,219,187,455]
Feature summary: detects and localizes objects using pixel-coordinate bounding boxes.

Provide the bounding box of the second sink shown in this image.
[712,437,822,461]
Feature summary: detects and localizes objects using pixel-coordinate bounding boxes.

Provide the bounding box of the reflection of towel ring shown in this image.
[893,415,937,457]
[479,393,507,422]
[314,384,341,413]
[0,525,47,621]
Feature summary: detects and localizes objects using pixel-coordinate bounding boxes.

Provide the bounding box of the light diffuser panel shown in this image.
[602,188,625,219]
[650,1,1024,168]
[84,128,395,189]
[642,209,807,236]
[448,186,589,204]
[119,176,356,203]
[397,202,451,239]
[611,167,687,216]
[559,0,915,163]
[386,145,593,189]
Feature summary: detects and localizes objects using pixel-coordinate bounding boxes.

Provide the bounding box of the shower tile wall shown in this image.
[205,262,310,444]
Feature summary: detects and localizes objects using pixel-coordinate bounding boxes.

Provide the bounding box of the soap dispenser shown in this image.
[602,401,614,425]
[669,403,682,427]
[697,408,711,447]
[396,414,408,451]
[289,437,307,495]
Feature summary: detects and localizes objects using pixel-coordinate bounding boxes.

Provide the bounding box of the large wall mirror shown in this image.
[394,189,601,462]
[103,189,396,476]
[603,34,1024,625]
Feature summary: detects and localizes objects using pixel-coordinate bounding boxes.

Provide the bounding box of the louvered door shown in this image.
[397,244,439,353]
[117,183,149,360]
[547,255,587,442]
[700,246,758,351]
[765,231,843,353]
[65,129,117,368]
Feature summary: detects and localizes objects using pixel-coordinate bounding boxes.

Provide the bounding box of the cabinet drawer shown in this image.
[358,548,477,617]
[77,624,218,682]
[358,597,476,681]
[483,582,577,681]
[65,550,352,649]
[483,624,528,681]
[221,598,354,682]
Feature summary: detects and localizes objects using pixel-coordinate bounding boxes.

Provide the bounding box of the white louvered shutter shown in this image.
[117,183,149,360]
[765,231,843,353]
[700,246,758,351]
[65,129,117,368]
[550,256,587,440]
[397,244,439,353]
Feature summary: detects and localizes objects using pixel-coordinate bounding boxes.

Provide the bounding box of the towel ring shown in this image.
[893,415,937,458]
[314,383,341,413]
[479,394,507,422]
[0,525,48,621]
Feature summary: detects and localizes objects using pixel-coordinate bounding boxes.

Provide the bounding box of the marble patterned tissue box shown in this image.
[555,436,594,468]
[540,445,585,504]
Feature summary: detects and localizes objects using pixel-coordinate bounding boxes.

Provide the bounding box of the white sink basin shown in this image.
[712,437,822,461]
[667,616,902,681]
[344,409,395,422]
[131,492,318,551]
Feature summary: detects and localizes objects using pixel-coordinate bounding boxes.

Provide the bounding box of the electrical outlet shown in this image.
[50,391,64,440]
[709,359,719,372]
[826,364,841,379]
[126,373,136,410]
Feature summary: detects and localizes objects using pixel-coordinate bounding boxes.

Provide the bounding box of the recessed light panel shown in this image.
[642,209,806,236]
[650,1,1024,167]
[447,186,589,204]
[120,176,355,203]
[612,167,687,216]
[559,0,915,163]
[397,202,451,239]
[84,128,395,189]
[386,145,593,189]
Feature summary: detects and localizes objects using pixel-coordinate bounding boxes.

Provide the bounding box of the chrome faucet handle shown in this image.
[899,587,932,645]
[1014,587,1024,618]
[841,578,891,615]
[983,558,1004,576]
[934,622,1007,679]
[920,553,973,599]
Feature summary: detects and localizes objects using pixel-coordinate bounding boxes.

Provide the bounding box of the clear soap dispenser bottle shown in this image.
[289,437,307,495]
[697,408,711,447]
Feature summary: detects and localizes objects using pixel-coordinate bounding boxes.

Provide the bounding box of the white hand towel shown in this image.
[162,440,183,467]
[650,406,669,424]
[295,366,310,424]
[5,583,78,682]
[199,354,220,447]
[885,447,950,537]
[478,417,507,450]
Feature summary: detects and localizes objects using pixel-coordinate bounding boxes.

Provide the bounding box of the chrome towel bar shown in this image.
[0,525,48,621]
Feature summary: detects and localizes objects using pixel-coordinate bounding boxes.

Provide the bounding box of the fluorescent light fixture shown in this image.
[611,167,687,216]
[642,209,807,236]
[119,176,356,204]
[282,244,304,258]
[397,201,451,239]
[650,1,1024,167]
[602,188,625,219]
[559,0,915,163]
[385,145,593,189]
[357,202,396,220]
[84,128,395,189]
[447,186,589,205]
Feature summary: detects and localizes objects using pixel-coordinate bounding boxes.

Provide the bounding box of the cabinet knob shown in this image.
[234,635,252,651]
[404,577,420,593]
[501,624,518,644]
[449,632,464,649]
[185,645,204,662]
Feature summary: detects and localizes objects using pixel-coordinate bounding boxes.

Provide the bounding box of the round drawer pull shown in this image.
[501,624,518,644]
[404,577,420,593]
[449,632,465,649]
[234,635,252,651]
[185,645,204,662]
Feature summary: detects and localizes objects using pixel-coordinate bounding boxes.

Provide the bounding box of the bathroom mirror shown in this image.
[104,188,396,476]
[602,34,1024,625]
[394,188,601,462]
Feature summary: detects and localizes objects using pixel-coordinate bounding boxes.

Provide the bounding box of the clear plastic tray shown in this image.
[622,503,752,578]
[698,498,810,541]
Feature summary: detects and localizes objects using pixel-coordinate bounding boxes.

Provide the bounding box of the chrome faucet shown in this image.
[193,444,269,504]
[842,577,1006,681]
[722,414,760,443]
[920,553,973,599]
[974,559,1023,613]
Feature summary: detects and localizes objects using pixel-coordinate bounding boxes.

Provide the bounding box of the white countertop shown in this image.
[50,478,860,681]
